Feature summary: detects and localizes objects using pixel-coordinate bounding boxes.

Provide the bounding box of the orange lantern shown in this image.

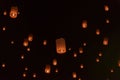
[28,34,33,42]
[2,63,6,68]
[118,60,120,67]
[73,52,77,58]
[56,38,66,54]
[106,19,110,24]
[45,64,51,74]
[43,40,47,46]
[53,58,57,66]
[3,11,7,16]
[104,5,109,11]
[23,73,27,77]
[80,64,84,69]
[82,20,87,29]
[96,29,100,35]
[103,37,109,46]
[72,72,77,78]
[9,6,18,18]
[96,58,100,62]
[79,47,83,54]
[23,39,29,47]
[33,73,37,78]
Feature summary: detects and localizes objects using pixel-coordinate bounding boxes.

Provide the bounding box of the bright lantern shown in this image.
[45,64,51,74]
[9,6,18,18]
[72,72,77,78]
[103,37,109,45]
[96,29,100,35]
[53,58,57,66]
[79,47,83,54]
[56,38,66,54]
[43,40,47,46]
[82,20,87,28]
[28,34,33,42]
[104,5,109,11]
[23,39,29,47]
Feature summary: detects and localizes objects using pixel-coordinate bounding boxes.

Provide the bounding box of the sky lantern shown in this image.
[82,20,87,29]
[103,37,109,46]
[79,47,83,54]
[96,29,100,35]
[2,63,6,68]
[23,73,27,77]
[9,6,18,19]
[118,60,120,67]
[3,11,7,16]
[52,58,57,66]
[73,52,77,58]
[56,38,66,54]
[28,34,33,42]
[72,72,77,78]
[98,52,102,57]
[106,19,110,24]
[33,73,37,78]
[80,64,84,69]
[23,39,29,47]
[104,5,109,11]
[96,58,100,62]
[45,64,51,74]
[43,40,47,46]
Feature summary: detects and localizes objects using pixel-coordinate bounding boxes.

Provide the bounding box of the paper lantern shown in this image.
[55,68,58,73]
[80,64,84,69]
[82,20,87,28]
[103,37,109,45]
[23,39,29,47]
[23,73,27,77]
[72,72,77,78]
[56,38,66,54]
[98,52,102,57]
[106,19,110,24]
[110,69,114,73]
[28,34,33,42]
[96,58,100,62]
[79,47,83,54]
[45,64,51,74]
[73,52,77,58]
[3,11,7,16]
[33,73,37,78]
[2,63,5,68]
[53,58,57,66]
[96,29,100,35]
[9,6,18,18]
[43,40,47,46]
[104,5,109,11]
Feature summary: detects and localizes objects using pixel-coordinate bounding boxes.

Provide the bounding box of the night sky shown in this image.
[0,0,120,80]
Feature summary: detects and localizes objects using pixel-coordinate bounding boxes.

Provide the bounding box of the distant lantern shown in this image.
[9,6,18,18]
[53,58,57,66]
[96,29,100,35]
[21,55,24,60]
[23,39,29,47]
[73,52,77,58]
[25,67,28,71]
[45,64,51,74]
[33,73,37,78]
[27,47,30,52]
[110,69,114,73]
[83,42,87,46]
[103,37,109,46]
[72,72,77,78]
[79,47,83,54]
[106,19,110,24]
[96,58,100,62]
[2,26,6,31]
[55,68,58,73]
[3,11,7,16]
[82,20,87,28]
[98,52,102,57]
[80,64,84,69]
[43,40,47,46]
[28,34,33,42]
[104,5,109,11]
[11,40,14,44]
[56,38,66,54]
[2,63,6,68]
[23,73,27,77]
[118,60,120,67]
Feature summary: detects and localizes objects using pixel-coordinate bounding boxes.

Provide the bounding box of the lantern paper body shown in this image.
[56,38,66,54]
[45,65,51,74]
[82,20,87,29]
[9,6,18,18]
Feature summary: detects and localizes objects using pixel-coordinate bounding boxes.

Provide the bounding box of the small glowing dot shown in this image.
[103,37,109,46]
[80,64,84,69]
[45,64,51,74]
[55,68,58,73]
[21,55,24,59]
[68,48,72,51]
[110,69,114,73]
[73,53,77,58]
[96,29,100,35]
[83,42,87,46]
[43,40,47,46]
[96,58,100,62]
[53,58,57,66]
[2,63,5,68]
[79,47,83,54]
[23,39,29,47]
[23,73,26,77]
[11,41,14,44]
[3,11,7,16]
[28,34,33,42]
[2,27,6,31]
[25,67,28,71]
[72,72,77,78]
[33,73,37,78]
[78,78,82,80]
[98,52,102,57]
[106,19,110,24]
[27,47,30,52]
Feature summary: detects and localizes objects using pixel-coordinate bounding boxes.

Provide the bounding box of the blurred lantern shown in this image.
[27,47,30,52]
[28,34,33,42]
[104,5,109,11]
[43,40,47,46]
[96,29,100,35]
[45,64,51,74]
[79,47,83,54]
[98,52,102,57]
[80,64,84,69]
[23,73,27,77]
[2,63,6,68]
[25,67,28,71]
[33,73,37,78]
[55,68,58,73]
[103,37,109,46]
[83,42,87,46]
[110,69,114,73]
[2,26,6,31]
[78,78,82,80]
[96,58,100,62]
[118,60,120,67]
[9,6,18,18]
[11,40,14,44]
[68,47,71,51]
[72,72,77,78]
[56,38,66,54]
[53,58,57,66]
[82,20,87,28]
[3,11,7,16]
[21,55,24,60]
[106,19,110,24]
[23,39,29,47]
[73,52,77,58]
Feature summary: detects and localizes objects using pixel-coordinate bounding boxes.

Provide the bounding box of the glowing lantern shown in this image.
[28,34,33,42]
[43,40,47,46]
[73,52,77,58]
[9,6,18,18]
[78,78,82,80]
[27,47,30,52]
[33,73,37,78]
[96,29,100,35]
[82,20,87,29]
[79,47,83,54]
[106,19,110,24]
[2,63,5,68]
[68,47,72,51]
[25,67,28,71]
[11,41,14,44]
[72,72,77,78]
[53,58,57,66]
[23,39,29,47]
[23,73,27,77]
[56,38,66,54]
[104,5,109,11]
[98,52,102,57]
[103,37,109,46]
[118,60,120,67]
[83,42,87,46]
[55,68,58,73]
[110,69,114,73]
[80,64,84,69]
[96,58,100,62]
[21,55,24,60]
[3,11,7,16]
[2,26,6,31]
[45,64,51,74]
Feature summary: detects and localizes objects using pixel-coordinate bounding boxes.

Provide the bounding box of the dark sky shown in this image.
[0,0,120,80]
